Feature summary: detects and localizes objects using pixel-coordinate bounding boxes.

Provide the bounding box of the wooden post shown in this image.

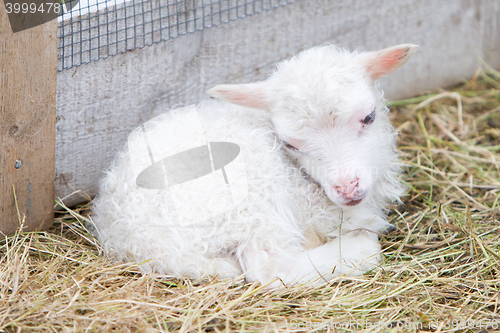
[0,2,57,234]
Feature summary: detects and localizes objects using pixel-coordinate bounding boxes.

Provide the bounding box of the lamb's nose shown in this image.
[334,179,359,198]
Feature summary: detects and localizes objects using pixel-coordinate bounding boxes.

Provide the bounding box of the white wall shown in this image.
[55,0,500,205]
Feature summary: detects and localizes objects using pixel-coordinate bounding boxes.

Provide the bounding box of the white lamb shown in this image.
[91,43,418,287]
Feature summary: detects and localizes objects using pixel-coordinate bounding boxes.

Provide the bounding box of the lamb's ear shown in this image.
[207,82,271,110]
[361,44,419,80]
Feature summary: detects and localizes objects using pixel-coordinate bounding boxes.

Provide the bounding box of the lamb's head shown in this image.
[208,44,418,207]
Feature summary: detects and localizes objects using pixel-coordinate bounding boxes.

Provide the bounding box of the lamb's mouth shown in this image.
[340,192,367,206]
[344,198,363,206]
[325,186,367,207]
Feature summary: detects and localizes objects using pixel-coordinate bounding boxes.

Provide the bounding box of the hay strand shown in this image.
[1,68,499,332]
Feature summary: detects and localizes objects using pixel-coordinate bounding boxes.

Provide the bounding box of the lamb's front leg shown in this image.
[322,204,393,242]
[239,230,381,287]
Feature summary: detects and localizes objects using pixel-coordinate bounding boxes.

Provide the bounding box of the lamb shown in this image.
[91,43,418,287]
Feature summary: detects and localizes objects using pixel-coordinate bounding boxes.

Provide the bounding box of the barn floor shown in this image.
[1,67,500,333]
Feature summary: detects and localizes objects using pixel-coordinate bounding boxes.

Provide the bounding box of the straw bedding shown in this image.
[1,66,499,332]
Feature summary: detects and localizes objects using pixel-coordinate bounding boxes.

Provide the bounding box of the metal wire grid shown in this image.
[57,0,297,71]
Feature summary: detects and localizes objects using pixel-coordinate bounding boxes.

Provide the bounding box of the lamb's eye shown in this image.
[361,110,376,125]
[283,141,298,151]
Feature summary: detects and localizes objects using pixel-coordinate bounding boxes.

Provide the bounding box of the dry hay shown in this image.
[1,66,500,333]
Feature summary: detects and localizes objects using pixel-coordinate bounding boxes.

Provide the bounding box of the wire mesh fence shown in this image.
[57,0,297,71]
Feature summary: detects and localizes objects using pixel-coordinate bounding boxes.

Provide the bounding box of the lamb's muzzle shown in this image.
[91,43,418,288]
[333,177,366,206]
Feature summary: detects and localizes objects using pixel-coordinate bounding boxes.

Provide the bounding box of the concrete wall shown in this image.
[55,0,500,205]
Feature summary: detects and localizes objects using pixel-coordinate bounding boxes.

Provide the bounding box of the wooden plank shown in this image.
[483,1,500,69]
[54,0,500,206]
[0,3,57,234]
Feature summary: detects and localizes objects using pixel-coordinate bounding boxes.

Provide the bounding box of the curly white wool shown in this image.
[91,44,418,287]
